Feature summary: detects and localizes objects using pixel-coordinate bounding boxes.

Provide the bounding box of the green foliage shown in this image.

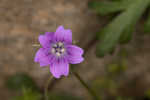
[95,0,150,57]
[13,88,41,100]
[119,24,134,44]
[6,73,38,91]
[145,89,150,99]
[6,73,83,100]
[144,11,150,33]
[88,1,124,15]
[88,0,135,15]
[48,92,82,100]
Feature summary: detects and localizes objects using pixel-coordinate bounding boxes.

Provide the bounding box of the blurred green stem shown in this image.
[45,69,100,100]
[71,67,100,100]
[44,75,53,100]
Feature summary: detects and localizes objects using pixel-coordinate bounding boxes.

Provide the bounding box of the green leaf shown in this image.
[13,88,41,100]
[144,11,150,33]
[119,24,134,44]
[96,0,150,57]
[88,0,135,15]
[6,73,38,91]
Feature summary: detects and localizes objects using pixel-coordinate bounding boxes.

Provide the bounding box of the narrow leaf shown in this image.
[119,24,134,44]
[88,0,135,15]
[144,11,150,33]
[96,0,150,57]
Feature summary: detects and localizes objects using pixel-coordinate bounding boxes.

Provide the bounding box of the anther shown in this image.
[56,52,61,57]
[53,44,57,48]
[51,48,55,53]
[61,48,65,53]
[58,42,63,47]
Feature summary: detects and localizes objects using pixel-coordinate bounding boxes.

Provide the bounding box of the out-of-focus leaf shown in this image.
[119,24,134,44]
[88,0,135,15]
[145,89,150,99]
[6,73,38,91]
[144,12,150,33]
[48,93,82,100]
[116,96,124,100]
[96,0,150,57]
[88,1,124,15]
[13,88,41,100]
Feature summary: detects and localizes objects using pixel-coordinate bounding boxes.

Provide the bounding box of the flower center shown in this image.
[51,42,66,57]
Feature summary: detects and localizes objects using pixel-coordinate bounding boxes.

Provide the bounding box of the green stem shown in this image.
[71,68,100,100]
[44,75,53,100]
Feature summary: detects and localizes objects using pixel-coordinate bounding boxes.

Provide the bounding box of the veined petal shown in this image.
[66,45,84,64]
[54,26,72,44]
[50,59,69,78]
[67,45,84,56]
[68,56,84,64]
[34,48,50,67]
[39,32,54,48]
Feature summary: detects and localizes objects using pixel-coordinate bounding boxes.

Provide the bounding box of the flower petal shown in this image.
[68,56,84,64]
[67,45,84,56]
[50,59,69,78]
[34,48,50,67]
[39,32,54,48]
[54,26,72,44]
[45,32,54,39]
[66,45,84,64]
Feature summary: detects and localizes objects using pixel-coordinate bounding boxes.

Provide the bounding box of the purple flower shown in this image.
[34,26,84,78]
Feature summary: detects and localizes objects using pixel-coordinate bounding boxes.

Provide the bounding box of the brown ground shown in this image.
[1,0,150,100]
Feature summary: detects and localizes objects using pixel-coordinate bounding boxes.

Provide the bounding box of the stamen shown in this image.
[61,48,65,53]
[51,42,66,57]
[56,52,61,57]
[53,44,57,48]
[58,42,63,47]
[51,48,55,53]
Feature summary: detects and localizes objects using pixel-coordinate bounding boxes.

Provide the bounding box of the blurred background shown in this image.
[1,0,150,100]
